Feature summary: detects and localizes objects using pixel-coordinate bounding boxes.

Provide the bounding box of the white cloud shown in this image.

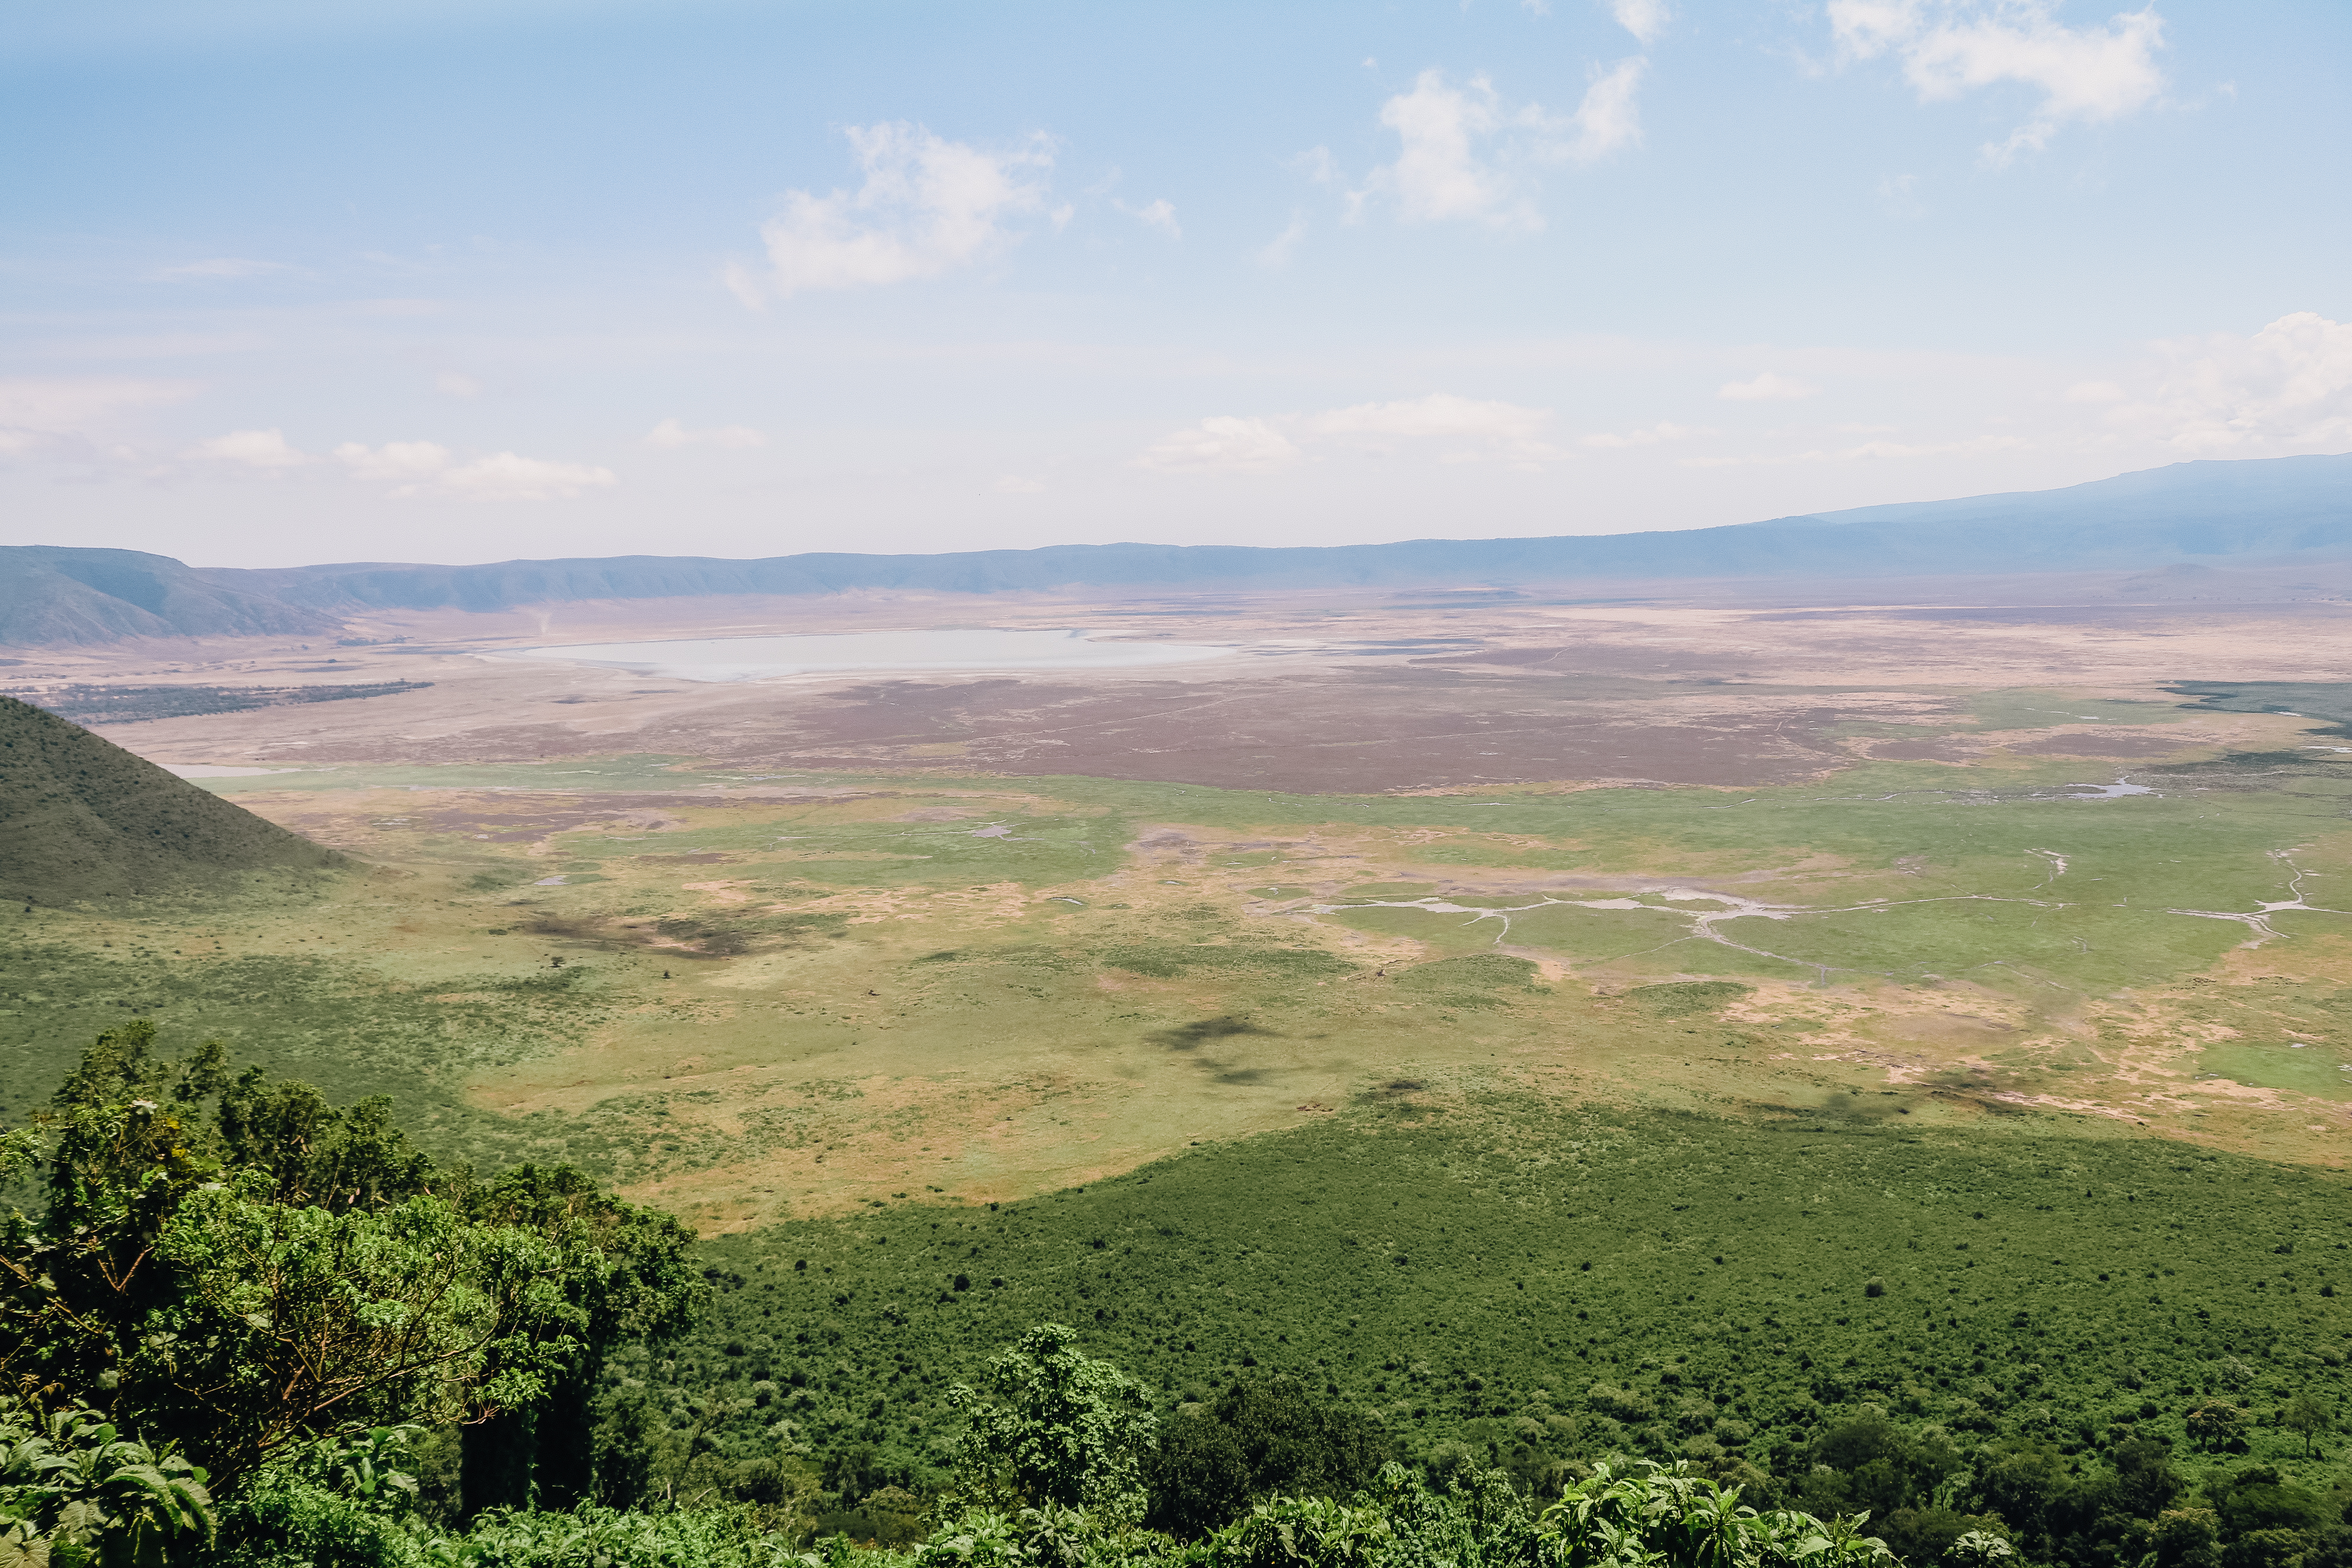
[1308,393,1563,460]
[334,440,613,500]
[153,257,294,280]
[2105,312,2352,454]
[334,440,453,486]
[438,453,619,502]
[1257,212,1309,269]
[1878,172,1927,219]
[1842,435,2028,459]
[1611,0,1670,44]
[1118,198,1182,239]
[436,371,482,399]
[1368,72,1527,227]
[747,122,1054,300]
[994,474,1047,494]
[1556,57,1648,163]
[645,418,766,450]
[1682,433,2029,467]
[1136,417,1301,475]
[0,376,192,429]
[1828,0,2168,164]
[188,428,308,470]
[2065,379,2126,403]
[1139,393,1566,473]
[0,378,190,469]
[1291,147,1343,185]
[1580,420,1704,448]
[720,261,767,312]
[1358,65,1645,228]
[0,429,75,459]
[1718,372,1817,401]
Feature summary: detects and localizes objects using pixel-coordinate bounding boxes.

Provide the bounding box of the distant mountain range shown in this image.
[5,452,2348,646]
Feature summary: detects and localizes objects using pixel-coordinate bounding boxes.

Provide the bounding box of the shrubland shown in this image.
[626,1090,2352,1566]
[5,1024,2350,1566]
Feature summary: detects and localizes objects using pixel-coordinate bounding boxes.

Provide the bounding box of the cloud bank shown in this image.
[2108,312,2352,454]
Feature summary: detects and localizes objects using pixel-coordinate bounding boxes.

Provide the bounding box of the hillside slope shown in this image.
[0,696,348,904]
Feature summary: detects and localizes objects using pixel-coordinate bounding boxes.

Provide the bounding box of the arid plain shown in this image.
[9,567,2351,1234]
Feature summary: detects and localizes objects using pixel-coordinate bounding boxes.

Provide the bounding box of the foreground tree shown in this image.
[0,1397,217,1567]
[1145,1377,1387,1537]
[0,1024,700,1505]
[946,1322,1159,1523]
[455,1164,703,1517]
[916,1324,1893,1568]
[2281,1391,2333,1458]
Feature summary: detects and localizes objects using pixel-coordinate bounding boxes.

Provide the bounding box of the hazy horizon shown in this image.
[4,0,2348,569]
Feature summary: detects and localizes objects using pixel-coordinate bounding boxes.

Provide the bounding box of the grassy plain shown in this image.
[9,687,2349,1234]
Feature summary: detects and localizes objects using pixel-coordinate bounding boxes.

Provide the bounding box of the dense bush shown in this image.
[0,1024,700,1563]
[0,1398,215,1566]
[9,1025,2352,1565]
[629,1096,2352,1565]
[1145,1378,1388,1538]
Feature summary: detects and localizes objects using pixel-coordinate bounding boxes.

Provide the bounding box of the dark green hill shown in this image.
[0,695,347,905]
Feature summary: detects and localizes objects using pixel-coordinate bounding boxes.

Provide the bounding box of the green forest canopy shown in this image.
[4,1024,2350,1568]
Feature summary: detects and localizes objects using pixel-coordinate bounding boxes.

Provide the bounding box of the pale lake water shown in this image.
[507,628,1233,682]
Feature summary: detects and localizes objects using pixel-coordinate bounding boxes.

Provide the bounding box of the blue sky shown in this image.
[3,0,2347,567]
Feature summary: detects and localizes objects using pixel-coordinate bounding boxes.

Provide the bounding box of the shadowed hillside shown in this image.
[0,695,348,904]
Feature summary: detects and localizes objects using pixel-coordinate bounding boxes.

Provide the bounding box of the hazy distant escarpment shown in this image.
[5,452,2348,645]
[0,695,347,904]
[0,545,341,646]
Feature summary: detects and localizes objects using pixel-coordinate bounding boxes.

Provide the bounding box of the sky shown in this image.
[2,0,2348,568]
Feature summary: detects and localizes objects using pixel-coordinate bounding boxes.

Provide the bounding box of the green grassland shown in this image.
[8,693,2351,1217]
